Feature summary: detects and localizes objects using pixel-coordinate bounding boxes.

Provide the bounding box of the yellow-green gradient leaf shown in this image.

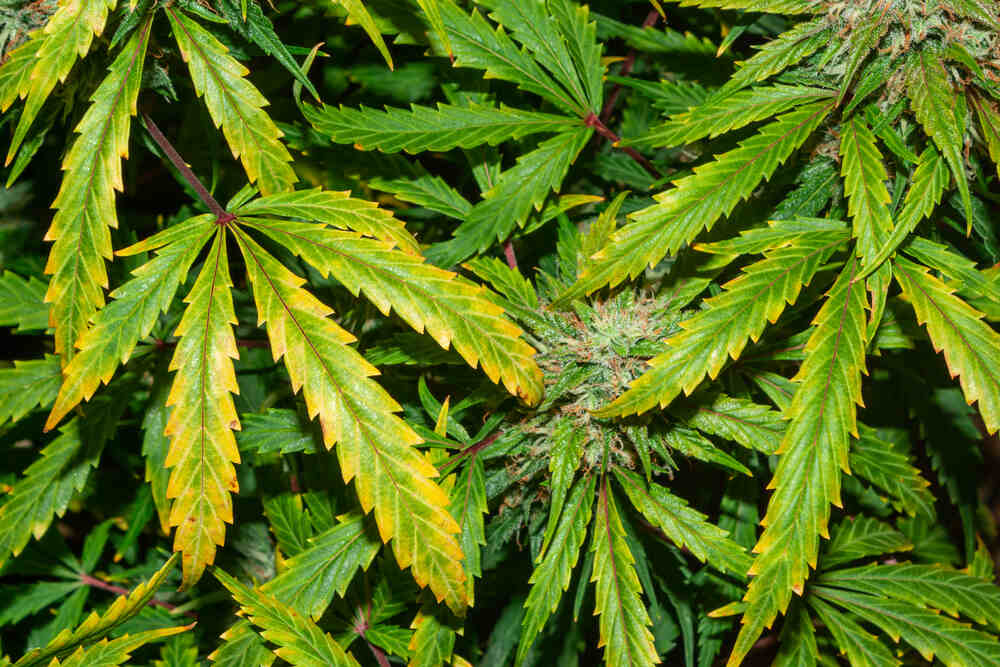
[234,229,468,613]
[45,216,214,431]
[42,19,152,362]
[164,230,242,587]
[5,0,118,164]
[598,221,848,417]
[729,257,868,666]
[590,470,658,666]
[895,257,1000,434]
[166,7,296,196]
[240,215,543,405]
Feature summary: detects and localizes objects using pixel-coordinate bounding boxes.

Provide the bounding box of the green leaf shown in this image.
[0,40,41,114]
[908,51,972,233]
[596,222,847,417]
[239,409,320,455]
[839,115,893,266]
[894,257,1000,434]
[0,397,125,565]
[235,187,420,255]
[772,604,818,667]
[822,517,912,570]
[844,55,893,116]
[0,581,80,627]
[605,76,707,115]
[848,427,936,521]
[430,0,584,115]
[0,271,48,332]
[662,425,751,476]
[415,0,451,56]
[568,100,834,298]
[578,192,627,278]
[835,10,888,104]
[262,494,313,558]
[214,569,360,667]
[234,230,468,613]
[370,167,472,221]
[615,469,752,577]
[242,211,543,405]
[970,93,1000,178]
[215,0,321,101]
[596,14,714,56]
[166,7,296,196]
[540,418,585,553]
[305,101,576,153]
[336,0,393,69]
[772,159,837,221]
[672,392,784,455]
[477,0,594,113]
[13,554,179,667]
[153,633,201,667]
[463,257,538,310]
[142,386,172,535]
[518,475,595,664]
[903,236,1000,308]
[898,516,961,566]
[261,514,380,619]
[632,84,834,149]
[812,585,1000,666]
[408,602,459,667]
[967,538,996,581]
[807,596,898,667]
[447,456,487,602]
[162,230,241,587]
[716,19,830,97]
[0,355,61,426]
[208,621,275,667]
[430,127,592,266]
[42,19,152,362]
[44,626,191,667]
[45,216,214,431]
[365,333,465,367]
[859,147,949,278]
[730,257,868,666]
[5,0,117,164]
[591,471,658,666]
[549,0,603,114]
[819,563,1000,632]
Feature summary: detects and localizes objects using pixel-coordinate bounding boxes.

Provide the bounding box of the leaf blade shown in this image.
[163,230,242,587]
[729,257,868,666]
[568,100,834,299]
[234,230,468,613]
[894,257,1000,434]
[166,7,296,196]
[43,19,152,362]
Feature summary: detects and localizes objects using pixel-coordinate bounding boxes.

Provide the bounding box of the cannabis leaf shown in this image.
[13,554,180,667]
[215,569,360,666]
[43,18,151,361]
[166,6,296,196]
[235,229,468,612]
[731,258,868,665]
[591,471,658,666]
[45,216,215,430]
[163,230,241,587]
[597,220,848,417]
[5,0,117,164]
[566,101,834,299]
[895,257,1000,434]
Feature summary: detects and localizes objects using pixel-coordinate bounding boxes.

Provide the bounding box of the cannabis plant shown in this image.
[0,0,999,664]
